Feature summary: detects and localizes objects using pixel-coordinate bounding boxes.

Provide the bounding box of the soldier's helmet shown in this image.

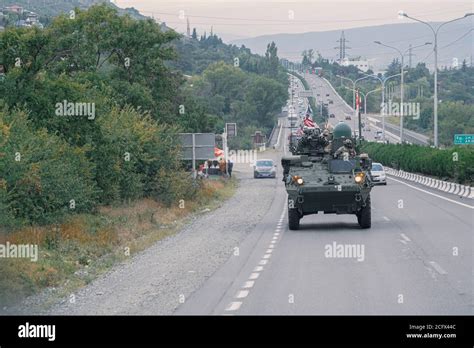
[344,139,353,147]
[333,122,352,139]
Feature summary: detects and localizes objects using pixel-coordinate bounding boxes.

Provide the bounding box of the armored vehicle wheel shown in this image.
[288,208,300,230]
[357,195,371,228]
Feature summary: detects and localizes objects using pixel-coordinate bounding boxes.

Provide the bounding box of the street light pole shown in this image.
[336,74,373,130]
[362,72,406,142]
[374,41,431,143]
[400,11,473,147]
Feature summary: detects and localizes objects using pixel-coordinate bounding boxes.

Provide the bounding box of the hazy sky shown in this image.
[114,0,473,41]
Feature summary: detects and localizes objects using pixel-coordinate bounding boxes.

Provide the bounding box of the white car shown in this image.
[370,163,387,185]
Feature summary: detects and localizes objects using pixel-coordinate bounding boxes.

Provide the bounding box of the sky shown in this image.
[113,0,473,41]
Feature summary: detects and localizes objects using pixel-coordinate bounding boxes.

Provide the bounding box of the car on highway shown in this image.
[329,113,335,118]
[374,130,383,139]
[254,159,276,178]
[345,115,351,120]
[370,162,387,185]
[328,99,334,104]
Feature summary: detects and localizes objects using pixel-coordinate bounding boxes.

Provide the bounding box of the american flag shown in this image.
[356,89,361,111]
[303,116,316,128]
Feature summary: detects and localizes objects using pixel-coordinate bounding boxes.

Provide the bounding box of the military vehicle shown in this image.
[282,122,373,230]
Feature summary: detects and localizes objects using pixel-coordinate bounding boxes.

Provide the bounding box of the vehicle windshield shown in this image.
[256,161,273,166]
[372,164,384,171]
[329,159,356,173]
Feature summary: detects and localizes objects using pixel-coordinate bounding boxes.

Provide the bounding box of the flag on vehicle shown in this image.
[356,89,361,112]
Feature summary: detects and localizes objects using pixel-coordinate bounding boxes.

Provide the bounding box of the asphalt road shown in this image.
[18,74,472,316]
[177,78,473,315]
[302,72,400,143]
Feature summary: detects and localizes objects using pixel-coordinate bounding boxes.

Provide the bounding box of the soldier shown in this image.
[334,138,356,160]
[322,129,332,153]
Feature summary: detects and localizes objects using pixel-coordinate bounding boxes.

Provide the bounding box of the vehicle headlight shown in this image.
[354,173,365,184]
[292,175,304,185]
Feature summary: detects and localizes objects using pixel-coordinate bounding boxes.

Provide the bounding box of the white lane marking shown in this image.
[243,281,255,288]
[400,233,411,242]
[429,261,447,275]
[387,177,474,209]
[383,216,390,221]
[266,249,273,253]
[236,290,249,299]
[249,273,260,280]
[253,266,264,272]
[274,232,280,236]
[269,244,275,249]
[272,236,278,240]
[259,260,268,265]
[263,254,272,259]
[225,302,242,311]
[399,239,407,245]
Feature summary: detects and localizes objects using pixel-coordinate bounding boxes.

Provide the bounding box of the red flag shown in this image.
[356,89,361,111]
[303,115,316,128]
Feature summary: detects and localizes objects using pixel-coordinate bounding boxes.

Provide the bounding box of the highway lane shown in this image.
[177,109,473,315]
[302,72,401,143]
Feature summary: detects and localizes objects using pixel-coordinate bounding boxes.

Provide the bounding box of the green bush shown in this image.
[0,108,99,226]
[360,142,474,184]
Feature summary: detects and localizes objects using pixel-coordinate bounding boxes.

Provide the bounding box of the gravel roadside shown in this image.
[12,155,279,315]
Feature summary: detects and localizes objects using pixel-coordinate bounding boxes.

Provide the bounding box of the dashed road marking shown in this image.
[259,260,268,265]
[243,281,255,288]
[225,301,242,311]
[271,240,277,244]
[263,254,272,259]
[253,266,264,272]
[249,273,260,280]
[429,261,447,275]
[236,290,249,299]
[400,233,411,242]
[383,216,390,221]
[269,244,275,249]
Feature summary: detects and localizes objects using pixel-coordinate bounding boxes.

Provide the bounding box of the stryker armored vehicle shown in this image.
[282,122,373,230]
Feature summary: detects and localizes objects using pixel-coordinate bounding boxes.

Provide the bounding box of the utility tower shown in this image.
[335,31,350,62]
[407,44,416,68]
[186,17,191,37]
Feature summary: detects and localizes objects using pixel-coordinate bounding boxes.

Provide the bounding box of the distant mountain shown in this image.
[0,0,147,20]
[231,22,473,71]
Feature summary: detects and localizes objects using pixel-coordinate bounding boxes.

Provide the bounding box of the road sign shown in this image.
[298,90,314,98]
[454,134,474,145]
[226,123,237,137]
[179,133,215,160]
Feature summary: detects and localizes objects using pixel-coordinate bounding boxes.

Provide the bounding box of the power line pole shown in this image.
[335,31,350,62]
[407,44,416,68]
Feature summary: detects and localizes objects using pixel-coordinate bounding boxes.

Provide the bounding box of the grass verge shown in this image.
[0,177,237,312]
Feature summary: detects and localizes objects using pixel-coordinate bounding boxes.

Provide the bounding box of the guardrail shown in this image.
[273,119,284,149]
[384,167,474,199]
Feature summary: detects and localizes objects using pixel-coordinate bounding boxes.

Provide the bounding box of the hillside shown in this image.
[232,22,473,71]
[0,0,146,19]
